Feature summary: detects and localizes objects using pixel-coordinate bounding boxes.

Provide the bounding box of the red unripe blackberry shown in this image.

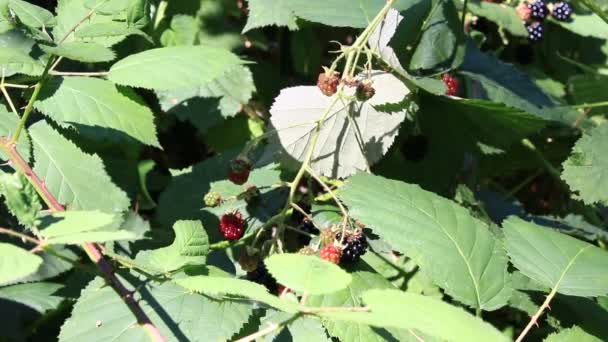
[336,231,368,263]
[228,158,252,185]
[320,245,342,264]
[442,73,459,96]
[516,2,533,21]
[317,69,340,97]
[219,211,246,240]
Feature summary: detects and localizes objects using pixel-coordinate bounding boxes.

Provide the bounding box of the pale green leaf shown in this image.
[59,276,252,342]
[308,270,412,342]
[338,173,512,310]
[0,282,63,312]
[576,0,608,24]
[40,41,115,63]
[561,124,608,205]
[319,289,508,342]
[0,243,43,284]
[269,71,409,178]
[12,246,76,284]
[553,13,608,39]
[157,65,255,118]
[264,254,352,295]
[243,0,298,32]
[504,216,608,297]
[0,46,43,75]
[544,326,602,342]
[75,22,151,42]
[0,171,42,227]
[53,0,128,46]
[38,210,135,245]
[34,77,160,147]
[8,0,55,28]
[29,121,130,213]
[134,220,208,273]
[108,46,245,90]
[174,275,299,313]
[84,0,132,14]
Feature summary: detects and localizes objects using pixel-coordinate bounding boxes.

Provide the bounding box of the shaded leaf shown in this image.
[0,171,42,227]
[0,282,63,312]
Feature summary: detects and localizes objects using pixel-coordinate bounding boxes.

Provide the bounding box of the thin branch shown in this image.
[0,227,40,245]
[234,322,281,342]
[1,86,20,115]
[573,107,592,128]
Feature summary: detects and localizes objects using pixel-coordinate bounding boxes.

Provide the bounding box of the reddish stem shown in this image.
[0,138,166,342]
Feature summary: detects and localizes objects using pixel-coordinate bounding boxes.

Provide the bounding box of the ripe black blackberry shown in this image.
[336,231,368,263]
[526,22,544,42]
[552,2,573,21]
[527,0,548,20]
[246,261,277,292]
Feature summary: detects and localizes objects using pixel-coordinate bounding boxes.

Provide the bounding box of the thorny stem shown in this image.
[515,289,557,342]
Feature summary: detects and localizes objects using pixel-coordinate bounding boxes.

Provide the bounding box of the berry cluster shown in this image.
[516,1,574,43]
[336,231,368,263]
[316,67,376,100]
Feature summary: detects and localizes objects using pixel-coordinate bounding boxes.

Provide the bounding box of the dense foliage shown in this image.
[0,0,607,341]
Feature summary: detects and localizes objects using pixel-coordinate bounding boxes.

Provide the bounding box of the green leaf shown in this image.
[174,275,299,313]
[544,326,603,342]
[156,157,284,236]
[368,9,447,94]
[75,22,151,42]
[0,106,30,160]
[12,246,76,284]
[0,171,42,227]
[308,270,409,342]
[264,254,352,295]
[157,65,255,118]
[135,220,208,273]
[319,289,508,342]
[0,243,43,284]
[576,0,608,24]
[108,46,245,90]
[0,282,63,313]
[260,310,330,342]
[338,173,512,310]
[461,42,575,122]
[59,276,252,342]
[0,47,44,76]
[553,13,608,39]
[38,210,136,245]
[40,42,115,63]
[269,71,409,178]
[561,124,608,205]
[29,121,130,213]
[391,0,465,73]
[504,216,608,297]
[53,0,129,46]
[568,74,608,107]
[467,2,527,37]
[8,0,55,28]
[243,0,298,32]
[34,77,160,147]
